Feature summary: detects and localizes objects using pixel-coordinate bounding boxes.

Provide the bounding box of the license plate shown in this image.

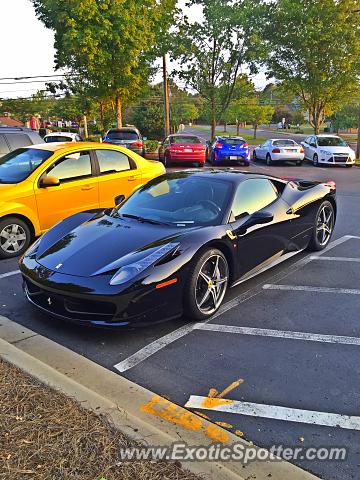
[230,156,238,160]
[184,148,193,152]
[285,149,297,152]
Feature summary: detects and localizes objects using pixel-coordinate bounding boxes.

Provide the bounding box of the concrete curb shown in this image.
[0,316,319,480]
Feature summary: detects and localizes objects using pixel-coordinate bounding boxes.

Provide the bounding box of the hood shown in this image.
[0,183,21,202]
[319,146,354,154]
[35,215,188,277]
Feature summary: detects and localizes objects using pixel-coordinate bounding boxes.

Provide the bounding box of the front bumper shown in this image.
[20,256,183,328]
[319,155,355,165]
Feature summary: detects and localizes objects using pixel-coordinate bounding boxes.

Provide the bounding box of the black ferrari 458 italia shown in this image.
[20,170,336,327]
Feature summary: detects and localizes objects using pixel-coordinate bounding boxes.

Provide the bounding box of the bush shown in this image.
[294,129,304,134]
[86,135,102,142]
[144,140,159,152]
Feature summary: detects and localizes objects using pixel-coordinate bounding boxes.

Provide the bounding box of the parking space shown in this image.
[1,163,360,479]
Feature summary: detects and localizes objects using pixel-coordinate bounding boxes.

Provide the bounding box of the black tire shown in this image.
[346,164,353,168]
[296,160,301,166]
[253,150,257,162]
[0,216,32,259]
[164,153,171,167]
[313,153,319,167]
[266,153,273,166]
[210,153,215,166]
[184,248,229,321]
[307,201,335,251]
[197,162,204,168]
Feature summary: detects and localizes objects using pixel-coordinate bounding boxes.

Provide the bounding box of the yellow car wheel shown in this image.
[0,217,31,259]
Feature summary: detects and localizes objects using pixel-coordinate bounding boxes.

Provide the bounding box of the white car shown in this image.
[253,139,305,166]
[43,132,82,143]
[302,134,355,167]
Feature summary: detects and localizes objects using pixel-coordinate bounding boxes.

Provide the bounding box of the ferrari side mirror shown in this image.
[238,211,274,234]
[114,194,125,206]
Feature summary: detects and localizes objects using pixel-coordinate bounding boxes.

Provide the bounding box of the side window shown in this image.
[47,151,92,182]
[76,135,82,142]
[6,134,32,150]
[0,135,10,156]
[95,149,131,174]
[231,179,278,220]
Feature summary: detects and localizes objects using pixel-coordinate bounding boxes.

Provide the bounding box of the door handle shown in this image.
[128,175,142,182]
[81,185,94,190]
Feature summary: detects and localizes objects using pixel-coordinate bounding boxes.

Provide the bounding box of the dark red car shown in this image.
[158,134,206,167]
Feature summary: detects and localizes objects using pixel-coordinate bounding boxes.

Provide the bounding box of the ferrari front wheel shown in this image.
[184,248,229,320]
[307,201,334,251]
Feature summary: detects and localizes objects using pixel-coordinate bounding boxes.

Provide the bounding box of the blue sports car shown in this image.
[207,136,250,166]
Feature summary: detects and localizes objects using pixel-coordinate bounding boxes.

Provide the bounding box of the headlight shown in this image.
[109,242,179,286]
[320,150,332,156]
[25,236,42,256]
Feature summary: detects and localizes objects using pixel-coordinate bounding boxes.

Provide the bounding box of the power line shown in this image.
[0,74,71,81]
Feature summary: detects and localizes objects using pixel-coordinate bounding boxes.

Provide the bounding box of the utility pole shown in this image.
[163,53,170,138]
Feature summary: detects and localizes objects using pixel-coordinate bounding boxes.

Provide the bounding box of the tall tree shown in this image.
[173,0,265,140]
[264,0,360,134]
[32,0,176,128]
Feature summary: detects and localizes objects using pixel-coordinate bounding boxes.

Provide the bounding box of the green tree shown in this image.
[132,98,164,139]
[264,0,360,134]
[32,0,176,128]
[173,0,265,140]
[329,103,359,132]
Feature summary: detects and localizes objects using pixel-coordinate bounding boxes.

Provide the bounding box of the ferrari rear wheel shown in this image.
[184,248,229,320]
[307,201,334,251]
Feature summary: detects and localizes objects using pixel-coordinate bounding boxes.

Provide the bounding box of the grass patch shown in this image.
[0,359,202,480]
[191,125,266,145]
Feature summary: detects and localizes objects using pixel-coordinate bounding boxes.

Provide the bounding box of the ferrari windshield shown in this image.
[0,148,53,184]
[116,173,233,227]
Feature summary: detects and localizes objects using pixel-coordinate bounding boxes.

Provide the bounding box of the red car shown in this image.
[158,134,206,167]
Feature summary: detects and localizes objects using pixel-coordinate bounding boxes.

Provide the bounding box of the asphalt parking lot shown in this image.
[1,161,360,479]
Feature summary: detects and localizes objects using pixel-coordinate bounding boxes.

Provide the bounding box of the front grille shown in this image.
[333,154,349,163]
[24,279,116,321]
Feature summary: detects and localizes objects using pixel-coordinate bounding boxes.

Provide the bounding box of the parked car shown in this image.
[158,134,206,167]
[0,126,42,158]
[20,170,336,326]
[207,136,250,166]
[302,135,355,167]
[253,139,305,166]
[0,142,165,259]
[103,127,145,156]
[44,132,82,143]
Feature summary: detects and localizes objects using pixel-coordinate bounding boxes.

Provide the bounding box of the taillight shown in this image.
[243,143,249,148]
[300,147,304,153]
[325,180,336,188]
[272,148,281,153]
[131,141,143,148]
[215,143,223,148]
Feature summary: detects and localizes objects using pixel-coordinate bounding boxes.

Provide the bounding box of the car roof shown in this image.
[0,126,37,133]
[217,136,245,140]
[107,127,139,133]
[24,141,104,152]
[44,132,78,137]
[269,138,297,141]
[165,169,286,185]
[316,134,340,138]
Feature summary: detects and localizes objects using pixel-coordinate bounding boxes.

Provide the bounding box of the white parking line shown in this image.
[263,284,360,295]
[184,396,360,431]
[196,323,360,346]
[113,235,356,373]
[0,270,20,280]
[310,256,360,263]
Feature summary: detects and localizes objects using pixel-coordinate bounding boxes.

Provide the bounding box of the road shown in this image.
[1,159,360,479]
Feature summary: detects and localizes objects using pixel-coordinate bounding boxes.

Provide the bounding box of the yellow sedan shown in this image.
[0,142,165,259]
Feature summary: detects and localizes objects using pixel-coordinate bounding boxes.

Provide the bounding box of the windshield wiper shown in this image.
[121,213,172,226]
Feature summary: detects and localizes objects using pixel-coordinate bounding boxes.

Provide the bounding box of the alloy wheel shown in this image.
[0,223,27,254]
[316,204,334,246]
[313,154,319,166]
[195,254,228,315]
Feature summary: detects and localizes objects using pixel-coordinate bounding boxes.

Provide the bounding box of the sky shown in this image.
[0,0,266,99]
